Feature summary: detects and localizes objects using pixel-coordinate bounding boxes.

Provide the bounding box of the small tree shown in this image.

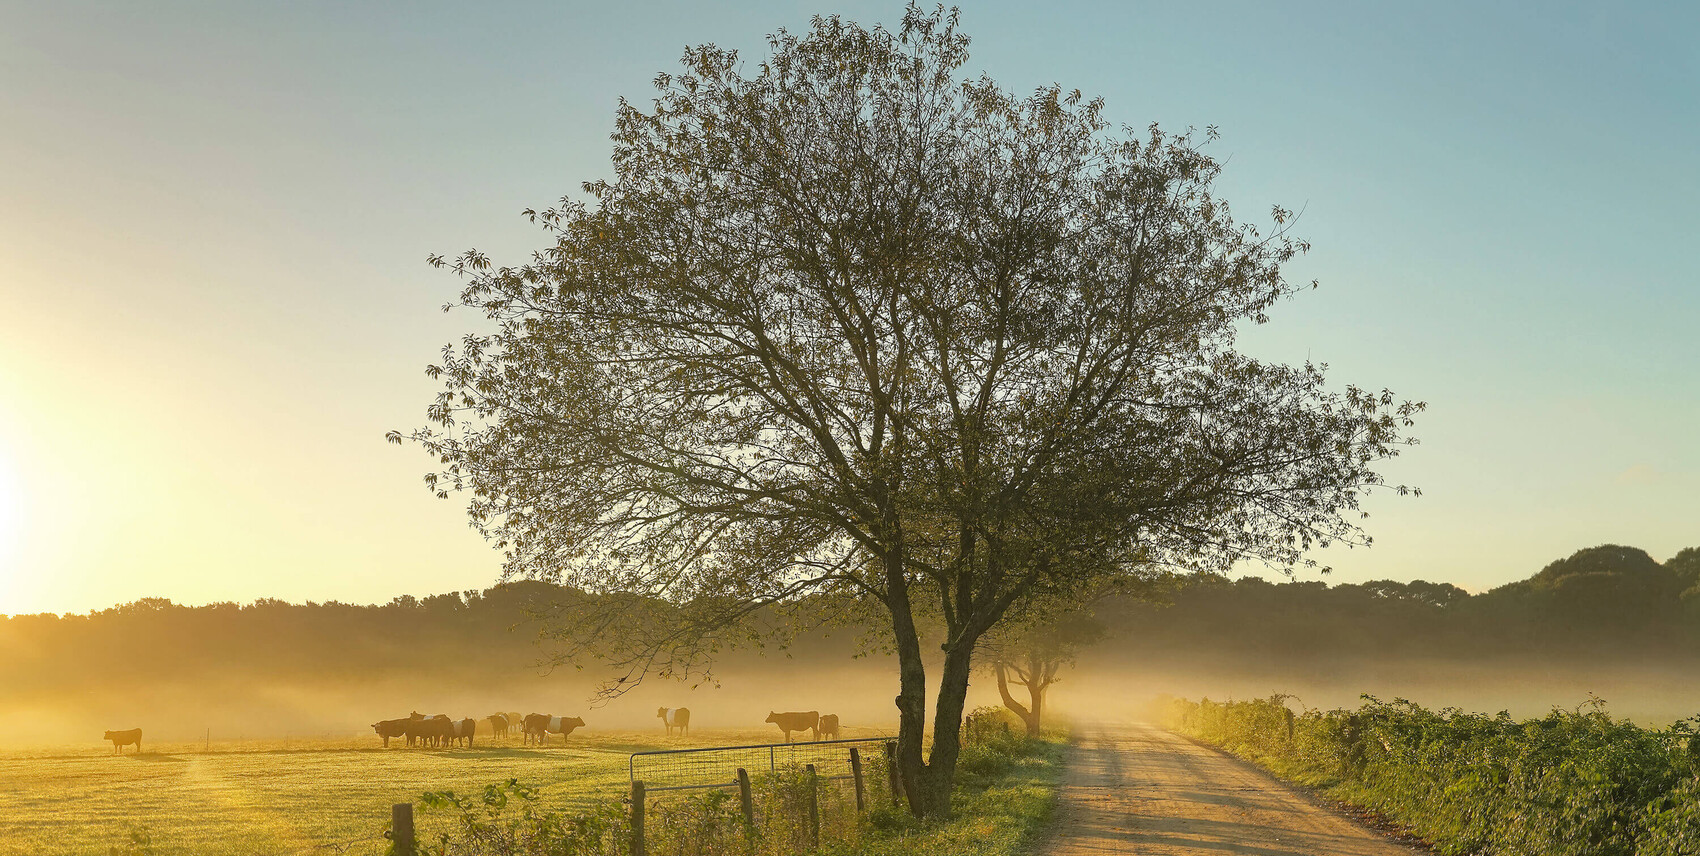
[395,6,1419,817]
[982,606,1106,737]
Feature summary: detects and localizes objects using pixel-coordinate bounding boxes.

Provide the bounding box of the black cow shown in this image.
[372,718,410,748]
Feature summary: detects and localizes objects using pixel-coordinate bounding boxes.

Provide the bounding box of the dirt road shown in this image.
[1040,723,1422,856]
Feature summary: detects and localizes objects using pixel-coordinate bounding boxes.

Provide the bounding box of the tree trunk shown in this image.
[994,661,1040,737]
[917,638,977,817]
[1025,676,1044,738]
[883,548,930,818]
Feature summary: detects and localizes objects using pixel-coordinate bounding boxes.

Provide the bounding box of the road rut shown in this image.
[1040,723,1421,855]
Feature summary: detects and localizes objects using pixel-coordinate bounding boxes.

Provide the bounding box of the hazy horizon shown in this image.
[0,536,1690,618]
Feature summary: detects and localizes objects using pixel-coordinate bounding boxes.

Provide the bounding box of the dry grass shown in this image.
[1,727,870,856]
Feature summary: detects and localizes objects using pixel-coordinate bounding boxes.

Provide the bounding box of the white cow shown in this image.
[658,707,691,737]
[448,717,476,748]
[523,713,585,745]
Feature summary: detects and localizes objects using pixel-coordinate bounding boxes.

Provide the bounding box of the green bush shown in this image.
[1168,695,1700,856]
[826,732,1062,856]
[645,787,756,856]
[957,730,1028,784]
[416,779,629,856]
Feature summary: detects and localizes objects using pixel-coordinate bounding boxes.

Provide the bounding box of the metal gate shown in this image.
[629,736,892,792]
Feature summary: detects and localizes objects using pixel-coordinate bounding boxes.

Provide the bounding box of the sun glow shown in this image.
[0,449,21,602]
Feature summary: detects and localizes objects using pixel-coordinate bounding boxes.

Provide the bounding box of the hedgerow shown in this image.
[1165,694,1700,856]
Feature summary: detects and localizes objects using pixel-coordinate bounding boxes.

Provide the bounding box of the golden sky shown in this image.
[1,1,1695,615]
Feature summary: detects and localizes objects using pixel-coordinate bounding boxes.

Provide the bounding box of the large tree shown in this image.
[395,6,1420,817]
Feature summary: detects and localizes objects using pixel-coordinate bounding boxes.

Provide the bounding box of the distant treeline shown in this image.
[1092,544,1700,668]
[3,543,1697,700]
[0,582,564,690]
[0,580,866,700]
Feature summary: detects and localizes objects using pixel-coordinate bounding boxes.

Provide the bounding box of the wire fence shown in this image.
[375,737,906,855]
[629,736,893,792]
[628,737,900,856]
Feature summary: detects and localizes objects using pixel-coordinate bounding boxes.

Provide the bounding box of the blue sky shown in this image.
[0,1,1694,613]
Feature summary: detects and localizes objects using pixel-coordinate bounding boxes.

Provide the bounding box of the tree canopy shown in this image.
[395,5,1419,816]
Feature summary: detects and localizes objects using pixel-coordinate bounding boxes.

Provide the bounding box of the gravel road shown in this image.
[1039,723,1424,855]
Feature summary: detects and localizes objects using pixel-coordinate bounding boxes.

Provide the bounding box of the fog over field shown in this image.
[1,657,923,750]
[10,652,1693,754]
[1064,660,1700,727]
[9,544,1699,750]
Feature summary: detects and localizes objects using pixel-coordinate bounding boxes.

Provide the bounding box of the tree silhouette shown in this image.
[395,5,1419,816]
[983,605,1108,736]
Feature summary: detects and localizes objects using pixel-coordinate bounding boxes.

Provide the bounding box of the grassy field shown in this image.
[837,733,1065,856]
[2,727,878,856]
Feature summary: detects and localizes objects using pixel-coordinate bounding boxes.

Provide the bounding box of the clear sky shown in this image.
[0,1,1694,615]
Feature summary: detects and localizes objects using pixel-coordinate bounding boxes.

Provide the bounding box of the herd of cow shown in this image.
[364,707,843,748]
[369,712,483,748]
[99,707,846,754]
[368,711,586,748]
[764,710,840,741]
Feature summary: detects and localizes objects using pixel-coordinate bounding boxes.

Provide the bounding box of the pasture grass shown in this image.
[0,728,831,856]
[838,731,1065,856]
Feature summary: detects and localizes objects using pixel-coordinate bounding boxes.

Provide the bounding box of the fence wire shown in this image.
[629,736,892,792]
[640,748,897,856]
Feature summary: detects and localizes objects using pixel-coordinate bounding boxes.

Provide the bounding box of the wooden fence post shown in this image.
[804,764,820,848]
[631,780,646,856]
[389,803,415,856]
[849,747,866,812]
[736,767,755,831]
[884,740,901,807]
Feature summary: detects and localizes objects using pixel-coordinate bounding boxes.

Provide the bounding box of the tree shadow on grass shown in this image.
[443,746,589,759]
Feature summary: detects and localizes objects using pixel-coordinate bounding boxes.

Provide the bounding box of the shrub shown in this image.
[1168,695,1700,856]
[416,779,628,856]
